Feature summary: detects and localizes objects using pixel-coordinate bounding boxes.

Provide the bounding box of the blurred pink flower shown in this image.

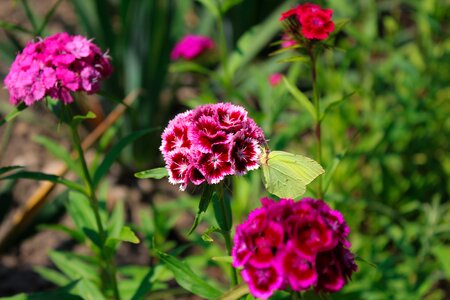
[268,73,283,87]
[4,33,112,106]
[170,34,215,60]
[232,198,357,298]
[281,34,297,48]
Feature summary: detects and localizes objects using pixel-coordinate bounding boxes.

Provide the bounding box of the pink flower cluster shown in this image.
[232,198,357,299]
[170,34,215,60]
[280,3,335,41]
[160,103,265,190]
[4,33,112,106]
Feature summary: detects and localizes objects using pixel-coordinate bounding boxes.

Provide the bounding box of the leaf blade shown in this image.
[134,167,168,179]
[157,251,223,299]
[283,77,316,121]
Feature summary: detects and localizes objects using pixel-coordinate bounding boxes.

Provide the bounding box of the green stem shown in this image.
[214,183,238,286]
[67,108,121,300]
[310,48,323,199]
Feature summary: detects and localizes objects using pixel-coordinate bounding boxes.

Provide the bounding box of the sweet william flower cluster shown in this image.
[160,103,265,190]
[280,3,335,41]
[232,197,357,299]
[4,32,112,106]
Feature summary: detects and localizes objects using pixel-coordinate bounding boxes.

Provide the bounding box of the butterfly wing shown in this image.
[262,150,324,199]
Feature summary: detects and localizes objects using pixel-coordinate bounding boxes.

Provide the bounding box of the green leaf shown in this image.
[105,226,140,255]
[0,102,27,127]
[38,224,85,242]
[157,251,223,299]
[92,128,156,187]
[269,44,300,56]
[0,20,33,34]
[261,149,325,199]
[221,0,244,13]
[108,200,125,239]
[75,278,105,300]
[201,226,221,243]
[212,188,232,231]
[283,77,316,121]
[355,255,377,268]
[49,251,99,283]
[33,135,81,176]
[197,0,220,18]
[277,55,309,64]
[211,256,232,264]
[219,283,250,300]
[34,266,70,287]
[20,0,39,32]
[36,0,63,35]
[110,226,140,244]
[188,185,214,235]
[66,191,97,241]
[2,281,83,300]
[0,165,24,176]
[72,111,97,126]
[0,171,86,194]
[332,18,351,35]
[134,167,168,179]
[432,245,450,277]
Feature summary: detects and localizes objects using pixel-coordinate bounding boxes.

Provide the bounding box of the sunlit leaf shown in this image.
[219,283,250,300]
[134,167,168,179]
[157,251,223,299]
[283,77,316,121]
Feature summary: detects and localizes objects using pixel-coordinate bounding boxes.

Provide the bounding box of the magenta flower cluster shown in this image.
[170,34,215,61]
[4,32,112,106]
[232,197,357,299]
[160,103,265,190]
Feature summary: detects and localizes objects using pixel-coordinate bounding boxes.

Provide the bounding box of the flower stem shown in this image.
[310,48,323,199]
[67,108,121,300]
[214,183,238,286]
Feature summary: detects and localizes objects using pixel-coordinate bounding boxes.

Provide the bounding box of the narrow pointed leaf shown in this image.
[157,250,223,299]
[0,102,27,127]
[0,166,24,176]
[1,171,85,194]
[283,77,316,121]
[34,266,70,286]
[37,0,63,35]
[0,20,33,34]
[134,167,168,179]
[219,283,250,300]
